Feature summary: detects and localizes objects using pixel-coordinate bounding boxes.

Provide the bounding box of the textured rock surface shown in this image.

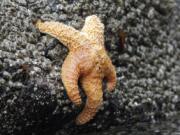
[0,0,179,134]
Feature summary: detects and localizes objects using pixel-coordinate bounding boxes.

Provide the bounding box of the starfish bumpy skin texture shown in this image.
[36,15,117,125]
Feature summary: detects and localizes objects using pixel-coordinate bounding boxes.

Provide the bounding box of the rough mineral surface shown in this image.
[0,0,179,134]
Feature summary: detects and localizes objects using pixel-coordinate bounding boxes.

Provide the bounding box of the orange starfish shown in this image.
[35,15,117,125]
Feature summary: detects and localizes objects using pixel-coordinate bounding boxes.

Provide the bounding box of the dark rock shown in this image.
[0,0,180,134]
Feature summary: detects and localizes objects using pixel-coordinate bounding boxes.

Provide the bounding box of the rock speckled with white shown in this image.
[0,0,179,134]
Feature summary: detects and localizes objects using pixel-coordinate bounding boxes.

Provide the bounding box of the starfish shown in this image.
[35,15,117,125]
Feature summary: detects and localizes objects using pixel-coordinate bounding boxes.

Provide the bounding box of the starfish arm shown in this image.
[105,62,117,92]
[36,20,88,51]
[81,15,104,46]
[76,76,103,125]
[61,54,82,106]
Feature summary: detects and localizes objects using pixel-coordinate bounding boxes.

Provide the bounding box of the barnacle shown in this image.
[36,15,117,125]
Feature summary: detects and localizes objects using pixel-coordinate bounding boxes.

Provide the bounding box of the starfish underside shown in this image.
[36,15,117,125]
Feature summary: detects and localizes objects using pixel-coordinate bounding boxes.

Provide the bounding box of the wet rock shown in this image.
[0,0,180,134]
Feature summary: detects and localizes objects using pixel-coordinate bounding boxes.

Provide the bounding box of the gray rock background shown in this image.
[0,0,179,134]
